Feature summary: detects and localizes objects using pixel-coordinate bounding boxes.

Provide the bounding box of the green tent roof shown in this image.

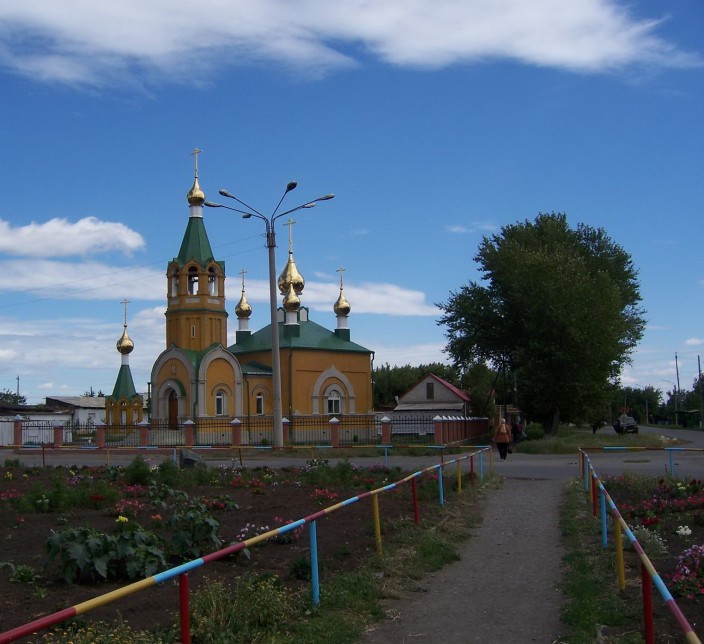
[109,364,140,401]
[174,216,216,267]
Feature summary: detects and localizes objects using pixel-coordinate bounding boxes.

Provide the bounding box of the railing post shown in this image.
[329,417,340,448]
[183,420,195,447]
[282,417,290,445]
[433,415,443,444]
[310,520,320,606]
[53,422,63,448]
[372,494,383,557]
[642,563,655,644]
[230,418,242,447]
[95,422,105,449]
[139,423,149,447]
[411,477,420,524]
[179,572,191,644]
[13,414,23,446]
[380,416,392,444]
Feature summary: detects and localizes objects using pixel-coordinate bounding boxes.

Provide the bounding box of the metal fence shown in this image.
[6,415,489,449]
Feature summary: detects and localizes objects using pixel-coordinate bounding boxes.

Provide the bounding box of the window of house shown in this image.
[215,391,226,416]
[327,390,341,415]
[426,382,434,400]
[256,393,264,415]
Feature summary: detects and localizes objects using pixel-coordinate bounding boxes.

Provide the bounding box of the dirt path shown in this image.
[361,477,566,643]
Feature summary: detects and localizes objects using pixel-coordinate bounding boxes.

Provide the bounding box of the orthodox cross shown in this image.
[121,298,130,328]
[283,218,297,252]
[190,148,203,177]
[239,269,247,292]
[337,266,346,288]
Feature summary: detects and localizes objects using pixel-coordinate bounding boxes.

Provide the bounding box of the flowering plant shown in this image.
[234,522,271,545]
[272,517,304,544]
[677,525,693,537]
[670,544,704,599]
[312,488,339,505]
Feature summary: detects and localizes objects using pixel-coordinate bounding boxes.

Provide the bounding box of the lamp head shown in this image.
[219,189,235,198]
[242,213,252,219]
[286,181,298,192]
[204,201,221,208]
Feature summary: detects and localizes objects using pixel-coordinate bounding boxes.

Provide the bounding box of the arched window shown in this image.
[256,393,264,415]
[208,267,218,295]
[170,270,179,297]
[188,267,199,295]
[215,391,226,416]
[327,390,341,415]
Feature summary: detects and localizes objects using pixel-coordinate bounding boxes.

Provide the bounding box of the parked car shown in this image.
[613,414,638,434]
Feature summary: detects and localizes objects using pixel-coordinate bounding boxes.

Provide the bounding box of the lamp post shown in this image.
[205,183,334,447]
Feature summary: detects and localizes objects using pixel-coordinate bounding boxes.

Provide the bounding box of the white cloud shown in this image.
[0,218,145,257]
[0,1,698,87]
[447,221,498,234]
[371,341,450,367]
[0,260,163,301]
[685,337,703,346]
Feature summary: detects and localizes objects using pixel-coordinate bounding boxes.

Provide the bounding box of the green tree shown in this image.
[438,213,645,433]
[0,389,27,406]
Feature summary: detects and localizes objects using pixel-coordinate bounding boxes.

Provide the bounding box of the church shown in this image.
[138,159,374,433]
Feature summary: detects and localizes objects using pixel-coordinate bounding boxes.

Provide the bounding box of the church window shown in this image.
[208,267,218,295]
[170,270,179,296]
[256,393,264,415]
[327,390,341,415]
[215,391,226,416]
[188,267,199,295]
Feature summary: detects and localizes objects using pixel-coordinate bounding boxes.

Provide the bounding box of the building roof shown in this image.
[394,402,466,412]
[428,374,470,402]
[45,396,107,409]
[230,316,371,355]
[108,365,141,401]
[173,216,220,268]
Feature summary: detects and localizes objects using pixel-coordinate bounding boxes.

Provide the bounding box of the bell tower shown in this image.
[164,149,228,351]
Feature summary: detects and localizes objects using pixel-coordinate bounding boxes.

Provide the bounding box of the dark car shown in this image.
[613,415,639,434]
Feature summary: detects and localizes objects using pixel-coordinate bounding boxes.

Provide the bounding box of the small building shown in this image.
[44,397,107,425]
[393,374,471,418]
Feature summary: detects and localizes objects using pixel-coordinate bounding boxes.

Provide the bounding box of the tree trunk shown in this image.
[544,408,560,435]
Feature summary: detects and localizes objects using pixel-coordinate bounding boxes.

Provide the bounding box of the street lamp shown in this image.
[205,183,334,447]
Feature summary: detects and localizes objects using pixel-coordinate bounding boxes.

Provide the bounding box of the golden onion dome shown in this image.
[334,287,351,316]
[116,326,134,355]
[278,252,305,296]
[187,176,205,206]
[235,290,252,319]
[283,282,300,312]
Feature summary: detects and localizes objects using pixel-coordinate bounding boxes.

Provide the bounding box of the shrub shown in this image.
[123,456,153,486]
[525,422,544,441]
[169,502,222,559]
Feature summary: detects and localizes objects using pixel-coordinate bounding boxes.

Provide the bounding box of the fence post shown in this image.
[282,417,290,445]
[642,563,655,644]
[139,423,149,447]
[95,422,105,448]
[381,416,392,444]
[13,414,23,446]
[179,573,191,644]
[433,416,443,444]
[372,494,383,556]
[329,417,340,448]
[230,418,242,446]
[183,420,195,447]
[53,422,63,448]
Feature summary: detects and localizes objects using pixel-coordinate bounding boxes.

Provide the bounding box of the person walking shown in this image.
[493,418,512,460]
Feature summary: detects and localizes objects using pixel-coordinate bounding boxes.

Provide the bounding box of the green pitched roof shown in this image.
[109,365,140,401]
[174,216,216,267]
[229,317,371,356]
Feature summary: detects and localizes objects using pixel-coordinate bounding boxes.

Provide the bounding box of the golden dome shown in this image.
[278,251,305,296]
[187,176,205,206]
[116,326,134,355]
[235,291,252,318]
[334,287,351,316]
[283,282,300,312]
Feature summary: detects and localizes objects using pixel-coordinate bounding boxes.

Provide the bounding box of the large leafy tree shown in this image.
[438,213,645,432]
[0,388,27,406]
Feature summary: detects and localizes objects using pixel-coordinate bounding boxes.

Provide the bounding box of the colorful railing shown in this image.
[0,447,491,644]
[579,449,701,644]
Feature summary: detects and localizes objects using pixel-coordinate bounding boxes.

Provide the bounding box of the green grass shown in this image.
[515,424,678,455]
[559,479,642,643]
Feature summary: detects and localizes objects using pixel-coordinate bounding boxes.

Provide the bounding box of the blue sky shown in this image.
[0,0,702,405]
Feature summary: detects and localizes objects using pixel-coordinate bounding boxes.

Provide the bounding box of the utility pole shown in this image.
[699,355,703,429]
[675,352,681,424]
[16,375,19,397]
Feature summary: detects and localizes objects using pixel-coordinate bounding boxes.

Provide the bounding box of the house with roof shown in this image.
[393,374,471,418]
[147,159,374,428]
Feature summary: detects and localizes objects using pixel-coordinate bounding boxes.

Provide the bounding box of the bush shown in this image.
[525,422,544,441]
[123,456,154,486]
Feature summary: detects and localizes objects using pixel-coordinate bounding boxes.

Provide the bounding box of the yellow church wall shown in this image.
[203,357,237,416]
[154,358,192,413]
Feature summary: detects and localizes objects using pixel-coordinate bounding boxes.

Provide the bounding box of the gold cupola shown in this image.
[283,282,301,312]
[116,325,135,355]
[334,266,351,317]
[186,148,205,206]
[277,218,304,296]
[235,270,252,319]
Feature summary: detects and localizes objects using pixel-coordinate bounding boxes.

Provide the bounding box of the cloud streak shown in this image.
[0,1,698,87]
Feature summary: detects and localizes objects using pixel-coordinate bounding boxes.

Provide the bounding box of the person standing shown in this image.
[493,418,511,460]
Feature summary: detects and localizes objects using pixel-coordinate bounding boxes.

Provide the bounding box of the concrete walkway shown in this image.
[362,475,566,644]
